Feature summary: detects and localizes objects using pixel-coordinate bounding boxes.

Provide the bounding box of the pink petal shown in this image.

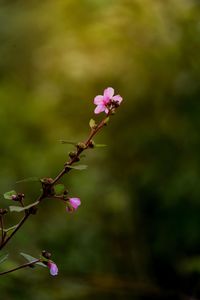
[48,262,58,276]
[104,108,109,114]
[69,197,81,210]
[112,95,123,104]
[103,87,114,99]
[94,104,106,114]
[94,95,103,105]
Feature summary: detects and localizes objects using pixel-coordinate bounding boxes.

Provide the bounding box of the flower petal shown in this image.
[69,197,81,210]
[112,95,123,104]
[94,104,106,114]
[104,108,109,114]
[103,87,114,99]
[94,95,103,105]
[48,262,58,276]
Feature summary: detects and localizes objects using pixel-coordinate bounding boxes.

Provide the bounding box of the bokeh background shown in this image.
[0,0,200,299]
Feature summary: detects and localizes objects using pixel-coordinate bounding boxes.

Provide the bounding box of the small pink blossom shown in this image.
[94,87,123,114]
[66,197,81,212]
[47,261,58,276]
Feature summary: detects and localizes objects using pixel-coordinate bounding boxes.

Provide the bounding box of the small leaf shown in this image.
[9,206,25,212]
[20,253,46,268]
[9,200,39,213]
[3,224,18,233]
[21,252,37,262]
[104,117,110,124]
[67,164,88,170]
[89,118,97,129]
[95,144,107,148]
[4,190,16,200]
[54,184,65,195]
[59,140,77,145]
[0,253,9,265]
[36,262,47,268]
[16,177,40,184]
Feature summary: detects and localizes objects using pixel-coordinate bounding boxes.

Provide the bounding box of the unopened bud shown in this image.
[42,250,52,259]
[77,142,86,150]
[68,151,80,162]
[40,178,54,185]
[11,195,18,201]
[88,140,95,148]
[11,193,25,201]
[69,151,77,159]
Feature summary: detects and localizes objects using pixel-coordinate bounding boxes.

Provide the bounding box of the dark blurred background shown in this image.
[0,0,200,299]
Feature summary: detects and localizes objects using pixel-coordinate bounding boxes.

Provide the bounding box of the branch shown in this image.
[0,192,46,251]
[0,259,39,275]
[52,113,110,185]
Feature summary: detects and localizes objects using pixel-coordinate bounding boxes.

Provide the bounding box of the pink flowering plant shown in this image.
[0,88,123,276]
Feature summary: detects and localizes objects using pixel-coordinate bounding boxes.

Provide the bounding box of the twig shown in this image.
[52,113,110,185]
[0,216,4,244]
[0,212,30,250]
[0,259,39,275]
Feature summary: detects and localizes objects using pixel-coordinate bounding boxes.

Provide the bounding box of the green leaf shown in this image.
[54,184,65,195]
[67,164,88,170]
[59,140,77,145]
[35,261,47,267]
[9,206,24,212]
[20,252,46,268]
[89,118,96,129]
[0,253,9,265]
[9,200,39,213]
[4,190,16,200]
[16,177,39,183]
[104,117,110,124]
[3,224,18,233]
[20,252,37,262]
[94,144,107,148]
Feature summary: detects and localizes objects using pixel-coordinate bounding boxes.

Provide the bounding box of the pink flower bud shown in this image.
[47,261,58,276]
[66,197,81,212]
[11,195,18,201]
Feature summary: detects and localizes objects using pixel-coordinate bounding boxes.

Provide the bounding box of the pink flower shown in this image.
[94,87,123,114]
[66,197,81,212]
[47,261,58,276]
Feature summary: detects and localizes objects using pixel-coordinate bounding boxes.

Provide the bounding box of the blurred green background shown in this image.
[0,0,200,299]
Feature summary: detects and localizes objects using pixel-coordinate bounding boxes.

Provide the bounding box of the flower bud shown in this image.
[77,142,86,150]
[42,250,52,259]
[69,151,77,159]
[11,195,18,201]
[47,261,58,276]
[88,140,95,148]
[66,197,81,213]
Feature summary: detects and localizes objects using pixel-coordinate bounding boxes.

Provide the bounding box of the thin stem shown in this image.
[0,212,30,250]
[0,259,39,275]
[19,199,24,207]
[52,169,66,185]
[0,216,4,244]
[0,194,44,251]
[47,196,67,202]
[52,113,111,185]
